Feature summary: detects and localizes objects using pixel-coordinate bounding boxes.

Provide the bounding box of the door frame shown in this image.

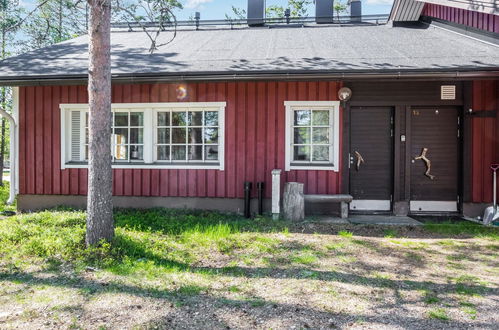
[405,105,464,214]
[348,106,395,213]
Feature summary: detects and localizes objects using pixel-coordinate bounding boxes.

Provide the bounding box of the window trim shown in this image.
[60,102,226,170]
[284,101,340,172]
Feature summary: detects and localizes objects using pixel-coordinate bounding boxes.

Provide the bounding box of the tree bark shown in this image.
[86,0,113,246]
[282,182,305,222]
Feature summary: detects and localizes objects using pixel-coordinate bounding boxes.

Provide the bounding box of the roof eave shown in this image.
[1,69,499,86]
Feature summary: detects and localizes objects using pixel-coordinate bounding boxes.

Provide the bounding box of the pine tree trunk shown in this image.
[86,0,113,246]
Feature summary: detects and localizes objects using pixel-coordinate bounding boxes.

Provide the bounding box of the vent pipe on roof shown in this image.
[315,0,334,24]
[248,0,266,26]
[350,0,362,23]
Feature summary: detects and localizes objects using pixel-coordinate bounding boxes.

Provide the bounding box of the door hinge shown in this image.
[390,194,393,202]
[457,195,460,204]
[457,129,460,138]
[348,152,351,169]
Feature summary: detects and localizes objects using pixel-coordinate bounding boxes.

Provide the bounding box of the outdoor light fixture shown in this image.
[338,87,352,102]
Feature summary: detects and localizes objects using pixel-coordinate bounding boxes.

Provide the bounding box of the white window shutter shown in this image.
[70,110,81,161]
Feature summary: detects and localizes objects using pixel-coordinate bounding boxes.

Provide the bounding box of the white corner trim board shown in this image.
[284,101,340,172]
[60,102,226,170]
[0,87,18,204]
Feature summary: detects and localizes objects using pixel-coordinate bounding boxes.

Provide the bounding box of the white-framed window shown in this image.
[60,102,226,170]
[284,101,340,171]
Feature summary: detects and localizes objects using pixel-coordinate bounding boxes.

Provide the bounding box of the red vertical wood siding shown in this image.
[19,81,343,199]
[422,3,499,33]
[471,80,499,203]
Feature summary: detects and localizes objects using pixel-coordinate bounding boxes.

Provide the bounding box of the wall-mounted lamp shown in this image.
[338,87,352,101]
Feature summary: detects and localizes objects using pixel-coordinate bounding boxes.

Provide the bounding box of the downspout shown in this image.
[0,89,17,205]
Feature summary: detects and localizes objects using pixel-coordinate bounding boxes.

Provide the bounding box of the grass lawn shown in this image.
[0,186,498,329]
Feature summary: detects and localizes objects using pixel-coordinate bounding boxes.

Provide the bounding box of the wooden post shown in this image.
[272,169,281,220]
[283,182,304,221]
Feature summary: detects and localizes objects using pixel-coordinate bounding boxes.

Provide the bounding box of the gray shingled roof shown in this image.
[0,23,498,82]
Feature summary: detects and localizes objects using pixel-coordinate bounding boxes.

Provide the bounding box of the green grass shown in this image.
[422,290,440,304]
[0,208,289,275]
[424,221,499,239]
[338,230,353,238]
[0,203,498,328]
[428,308,450,321]
[291,253,318,265]
[0,181,16,213]
[383,229,398,238]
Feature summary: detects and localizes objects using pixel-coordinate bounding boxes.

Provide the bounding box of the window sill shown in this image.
[63,162,223,170]
[287,164,338,172]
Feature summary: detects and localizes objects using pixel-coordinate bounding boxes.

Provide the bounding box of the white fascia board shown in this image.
[417,0,499,15]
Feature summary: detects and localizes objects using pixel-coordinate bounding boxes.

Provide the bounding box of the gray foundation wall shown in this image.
[17,195,272,215]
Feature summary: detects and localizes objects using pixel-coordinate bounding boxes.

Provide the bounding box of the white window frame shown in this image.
[284,101,340,172]
[60,102,226,170]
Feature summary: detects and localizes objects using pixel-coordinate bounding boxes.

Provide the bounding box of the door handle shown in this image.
[414,148,435,180]
[354,151,365,171]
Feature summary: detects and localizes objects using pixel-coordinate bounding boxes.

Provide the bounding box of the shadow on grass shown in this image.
[0,269,496,329]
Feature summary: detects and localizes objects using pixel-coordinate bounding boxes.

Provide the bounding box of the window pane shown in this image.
[113,128,128,144]
[312,127,329,144]
[188,128,202,144]
[204,128,218,144]
[172,128,186,143]
[130,145,143,160]
[205,111,218,126]
[114,145,128,160]
[114,112,128,126]
[188,111,202,126]
[294,110,311,126]
[294,127,310,144]
[188,145,203,160]
[157,145,170,160]
[172,145,186,160]
[293,146,310,161]
[130,112,144,126]
[85,112,89,127]
[157,112,170,126]
[85,128,89,144]
[172,112,186,126]
[130,128,143,144]
[312,110,329,125]
[157,128,170,144]
[205,146,218,160]
[313,146,329,161]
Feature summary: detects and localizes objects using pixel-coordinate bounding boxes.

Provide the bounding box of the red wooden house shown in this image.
[0,0,497,217]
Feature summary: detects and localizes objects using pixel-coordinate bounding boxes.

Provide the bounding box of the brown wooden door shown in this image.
[410,107,459,212]
[350,107,393,211]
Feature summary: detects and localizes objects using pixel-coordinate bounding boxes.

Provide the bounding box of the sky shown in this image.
[20,0,394,21]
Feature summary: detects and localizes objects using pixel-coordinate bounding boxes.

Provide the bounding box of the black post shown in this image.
[244,182,252,218]
[195,12,200,30]
[257,182,264,215]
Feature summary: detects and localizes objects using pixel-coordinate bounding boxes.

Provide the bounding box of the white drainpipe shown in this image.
[0,87,18,205]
